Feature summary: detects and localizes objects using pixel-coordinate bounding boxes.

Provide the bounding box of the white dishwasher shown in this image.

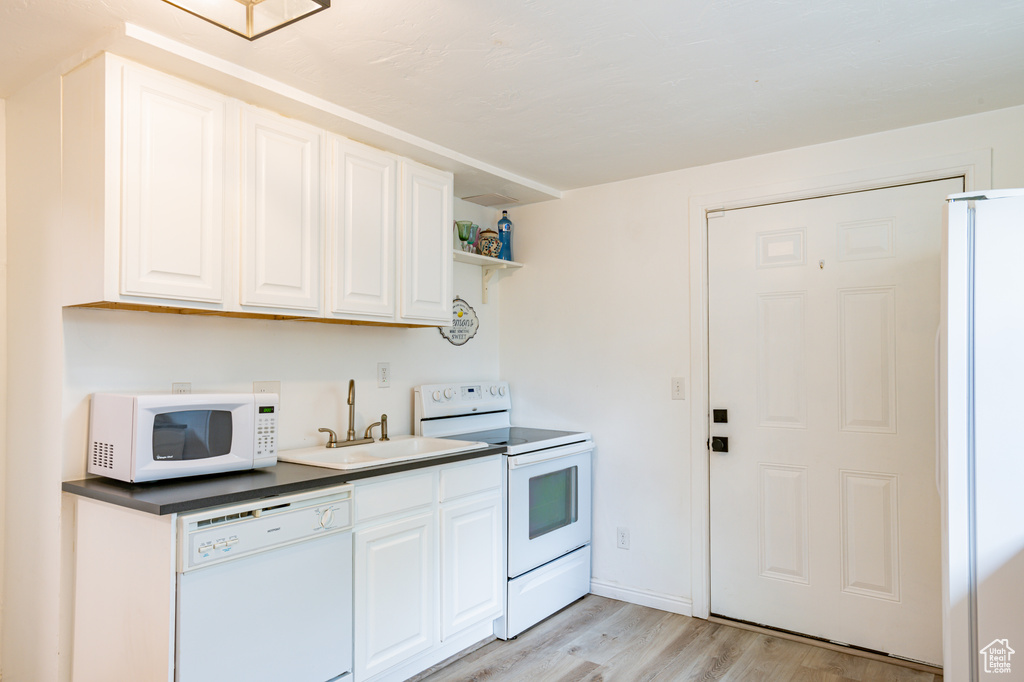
[176,484,353,682]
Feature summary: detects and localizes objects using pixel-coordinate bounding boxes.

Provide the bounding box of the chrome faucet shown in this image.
[318,379,376,448]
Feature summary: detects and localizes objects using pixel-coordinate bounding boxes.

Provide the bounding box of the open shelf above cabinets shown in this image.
[453,252,523,303]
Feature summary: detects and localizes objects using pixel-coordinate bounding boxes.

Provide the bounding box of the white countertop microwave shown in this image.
[87,392,279,483]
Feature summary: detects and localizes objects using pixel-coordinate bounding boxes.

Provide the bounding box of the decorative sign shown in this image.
[439,298,479,346]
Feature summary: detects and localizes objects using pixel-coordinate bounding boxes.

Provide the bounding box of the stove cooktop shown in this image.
[445,426,591,455]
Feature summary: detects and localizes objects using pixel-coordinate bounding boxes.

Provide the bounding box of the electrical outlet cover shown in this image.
[253,381,281,396]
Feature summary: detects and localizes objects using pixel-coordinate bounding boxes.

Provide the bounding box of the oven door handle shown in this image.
[508,441,594,469]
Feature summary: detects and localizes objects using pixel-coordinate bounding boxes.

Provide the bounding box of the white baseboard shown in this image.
[589,579,693,617]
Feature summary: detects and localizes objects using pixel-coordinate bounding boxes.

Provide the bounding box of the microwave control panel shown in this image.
[255,400,278,460]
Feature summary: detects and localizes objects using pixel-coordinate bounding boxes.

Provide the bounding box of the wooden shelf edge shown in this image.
[65,302,441,328]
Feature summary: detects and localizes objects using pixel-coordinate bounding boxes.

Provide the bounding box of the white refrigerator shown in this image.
[942,189,1024,681]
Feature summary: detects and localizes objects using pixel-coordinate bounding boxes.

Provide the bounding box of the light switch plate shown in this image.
[671,377,686,400]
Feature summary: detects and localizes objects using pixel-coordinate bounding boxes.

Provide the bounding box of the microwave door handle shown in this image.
[507,441,593,469]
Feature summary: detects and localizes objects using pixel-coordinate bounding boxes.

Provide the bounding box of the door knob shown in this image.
[710,436,729,453]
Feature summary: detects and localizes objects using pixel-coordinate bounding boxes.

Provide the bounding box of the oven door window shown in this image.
[153,410,233,461]
[528,466,578,539]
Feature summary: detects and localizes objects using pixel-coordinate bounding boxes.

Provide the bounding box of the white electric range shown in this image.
[415,381,593,639]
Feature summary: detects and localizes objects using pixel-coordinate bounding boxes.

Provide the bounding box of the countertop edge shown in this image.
[63,445,506,515]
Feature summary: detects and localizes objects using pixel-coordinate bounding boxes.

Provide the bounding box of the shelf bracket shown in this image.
[481,267,497,304]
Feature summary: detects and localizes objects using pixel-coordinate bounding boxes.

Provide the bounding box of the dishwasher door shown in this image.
[177,530,351,682]
[175,486,353,682]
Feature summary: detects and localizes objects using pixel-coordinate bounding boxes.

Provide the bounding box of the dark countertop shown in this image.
[62,445,505,515]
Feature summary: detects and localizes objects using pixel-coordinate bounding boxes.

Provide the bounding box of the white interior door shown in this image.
[708,178,962,666]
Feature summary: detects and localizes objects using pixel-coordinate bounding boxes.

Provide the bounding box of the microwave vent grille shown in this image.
[91,442,115,470]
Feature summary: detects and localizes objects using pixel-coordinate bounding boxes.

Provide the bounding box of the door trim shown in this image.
[687,149,991,620]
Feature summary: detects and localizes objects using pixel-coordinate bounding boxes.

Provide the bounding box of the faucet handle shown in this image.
[365,414,390,442]
[318,427,341,448]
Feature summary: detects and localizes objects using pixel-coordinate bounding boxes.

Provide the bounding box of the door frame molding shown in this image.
[687,149,992,620]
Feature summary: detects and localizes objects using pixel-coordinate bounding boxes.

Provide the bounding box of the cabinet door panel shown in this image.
[354,512,436,679]
[329,139,397,320]
[400,161,453,324]
[441,495,503,640]
[241,109,322,312]
[122,67,226,302]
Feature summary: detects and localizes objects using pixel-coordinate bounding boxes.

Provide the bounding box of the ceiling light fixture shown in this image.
[162,0,330,40]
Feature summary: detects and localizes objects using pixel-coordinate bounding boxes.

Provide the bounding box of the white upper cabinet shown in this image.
[62,54,233,308]
[399,161,454,325]
[121,67,228,303]
[61,53,454,327]
[240,108,323,313]
[327,137,397,321]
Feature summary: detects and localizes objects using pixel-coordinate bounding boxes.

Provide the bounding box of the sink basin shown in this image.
[277,436,487,471]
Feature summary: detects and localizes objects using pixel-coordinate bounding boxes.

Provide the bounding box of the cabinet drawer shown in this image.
[355,472,433,524]
[440,457,502,502]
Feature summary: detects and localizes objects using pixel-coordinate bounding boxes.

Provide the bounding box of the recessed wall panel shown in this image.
[757,228,806,269]
[840,470,900,601]
[838,218,895,262]
[759,464,810,584]
[757,293,807,428]
[838,287,897,433]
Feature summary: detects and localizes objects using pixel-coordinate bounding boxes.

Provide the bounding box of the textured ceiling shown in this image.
[3,0,1024,190]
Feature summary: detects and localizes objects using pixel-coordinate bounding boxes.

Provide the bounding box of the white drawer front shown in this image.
[440,457,502,502]
[355,472,433,524]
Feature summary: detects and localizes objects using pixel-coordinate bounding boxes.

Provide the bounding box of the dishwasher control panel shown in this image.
[177,484,353,572]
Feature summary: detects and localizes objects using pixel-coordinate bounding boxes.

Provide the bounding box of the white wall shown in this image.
[0,96,8,680]
[499,105,1024,615]
[4,73,64,682]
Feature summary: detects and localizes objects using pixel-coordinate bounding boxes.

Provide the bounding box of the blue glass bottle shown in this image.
[497,210,513,261]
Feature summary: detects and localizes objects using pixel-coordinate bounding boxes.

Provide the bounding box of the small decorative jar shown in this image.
[477,229,501,258]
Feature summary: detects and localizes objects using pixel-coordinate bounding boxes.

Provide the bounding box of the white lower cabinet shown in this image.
[354,511,435,679]
[353,456,503,682]
[440,495,503,640]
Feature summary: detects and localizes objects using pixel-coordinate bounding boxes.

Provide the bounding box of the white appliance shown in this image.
[415,381,593,639]
[175,484,353,682]
[942,189,1024,680]
[88,392,278,482]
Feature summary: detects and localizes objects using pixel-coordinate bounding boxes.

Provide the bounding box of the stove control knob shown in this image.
[489,385,499,396]
[432,390,442,402]
[444,387,455,399]
[319,507,335,529]
[498,385,507,397]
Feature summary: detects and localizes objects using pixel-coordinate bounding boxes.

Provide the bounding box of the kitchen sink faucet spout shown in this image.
[347,379,357,442]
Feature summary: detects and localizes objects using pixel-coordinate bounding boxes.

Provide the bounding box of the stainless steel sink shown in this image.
[277,436,487,471]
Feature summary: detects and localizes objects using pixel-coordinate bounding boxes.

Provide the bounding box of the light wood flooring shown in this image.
[419,595,942,682]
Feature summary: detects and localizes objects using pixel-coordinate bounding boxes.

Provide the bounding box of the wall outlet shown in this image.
[671,377,686,400]
[377,362,391,388]
[616,526,630,550]
[171,382,191,394]
[253,381,281,397]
